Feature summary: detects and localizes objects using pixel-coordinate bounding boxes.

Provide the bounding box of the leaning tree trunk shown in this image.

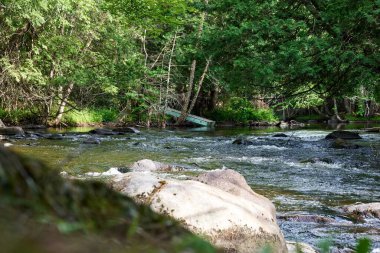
[54,83,74,126]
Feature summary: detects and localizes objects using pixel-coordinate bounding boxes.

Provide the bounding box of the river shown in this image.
[11,124,380,250]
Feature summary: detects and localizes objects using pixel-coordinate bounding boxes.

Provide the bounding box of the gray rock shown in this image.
[232,138,254,145]
[0,127,25,136]
[341,202,380,220]
[89,128,119,135]
[115,127,141,134]
[330,138,359,149]
[273,133,288,138]
[325,131,361,140]
[278,214,334,223]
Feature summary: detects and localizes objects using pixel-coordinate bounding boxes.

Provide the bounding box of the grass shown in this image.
[62,108,118,125]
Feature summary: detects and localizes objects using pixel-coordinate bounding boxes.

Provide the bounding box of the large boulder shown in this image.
[111,170,287,253]
[0,127,24,136]
[325,131,361,140]
[196,169,276,217]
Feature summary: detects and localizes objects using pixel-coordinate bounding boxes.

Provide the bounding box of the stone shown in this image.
[232,138,254,145]
[273,134,288,138]
[287,241,317,253]
[115,127,141,134]
[89,128,119,135]
[325,131,361,140]
[0,127,25,136]
[130,159,182,172]
[0,119,5,127]
[330,138,359,149]
[365,127,380,133]
[46,134,64,140]
[278,214,334,223]
[111,170,287,253]
[82,137,101,144]
[341,202,380,220]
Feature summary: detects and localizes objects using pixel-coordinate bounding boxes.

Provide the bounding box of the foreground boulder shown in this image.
[341,202,380,220]
[325,131,361,140]
[0,127,24,136]
[111,169,287,253]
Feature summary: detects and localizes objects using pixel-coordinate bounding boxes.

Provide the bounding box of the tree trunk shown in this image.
[343,97,352,115]
[176,0,209,125]
[54,83,74,126]
[187,58,211,115]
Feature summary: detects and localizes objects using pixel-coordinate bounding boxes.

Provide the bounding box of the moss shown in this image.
[0,148,217,253]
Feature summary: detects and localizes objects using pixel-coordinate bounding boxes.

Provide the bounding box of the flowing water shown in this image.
[9,124,380,250]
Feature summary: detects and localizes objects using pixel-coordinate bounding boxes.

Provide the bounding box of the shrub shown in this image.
[209,97,278,123]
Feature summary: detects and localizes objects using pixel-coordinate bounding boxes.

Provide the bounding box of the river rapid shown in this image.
[11,124,380,250]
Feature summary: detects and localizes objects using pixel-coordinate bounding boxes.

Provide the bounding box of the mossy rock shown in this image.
[0,148,217,253]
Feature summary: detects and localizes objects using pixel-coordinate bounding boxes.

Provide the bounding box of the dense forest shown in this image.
[0,0,379,126]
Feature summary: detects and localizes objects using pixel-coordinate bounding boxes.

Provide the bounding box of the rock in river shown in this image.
[89,128,120,135]
[111,168,287,253]
[232,137,254,145]
[0,127,25,136]
[325,131,361,140]
[330,138,359,149]
[341,202,380,220]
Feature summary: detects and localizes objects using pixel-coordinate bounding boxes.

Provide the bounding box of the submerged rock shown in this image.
[46,134,64,140]
[341,202,380,220]
[82,137,101,144]
[111,169,287,253]
[0,127,25,136]
[232,138,254,145]
[325,131,361,140]
[330,138,359,149]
